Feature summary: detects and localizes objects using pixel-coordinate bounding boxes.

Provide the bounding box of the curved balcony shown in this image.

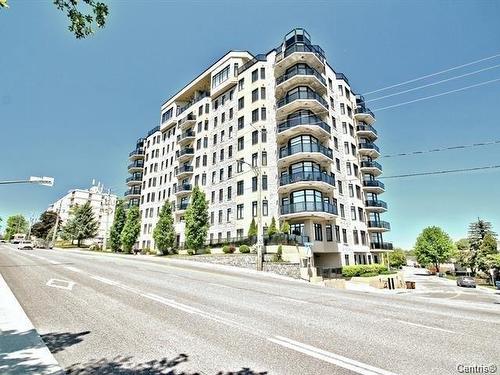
[356,124,378,140]
[280,201,337,220]
[126,173,143,186]
[276,89,328,118]
[275,65,327,98]
[365,199,387,212]
[278,142,333,167]
[176,202,189,214]
[147,125,160,138]
[370,241,393,251]
[177,165,194,179]
[278,171,335,194]
[362,180,385,194]
[175,184,192,197]
[127,160,144,173]
[124,187,141,199]
[277,114,330,142]
[135,137,145,149]
[178,113,196,130]
[178,130,195,146]
[354,106,375,125]
[178,147,194,163]
[358,142,380,158]
[128,148,144,161]
[367,221,391,232]
[275,42,325,77]
[360,160,382,176]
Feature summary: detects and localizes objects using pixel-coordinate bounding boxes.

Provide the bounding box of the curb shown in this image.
[0,273,64,375]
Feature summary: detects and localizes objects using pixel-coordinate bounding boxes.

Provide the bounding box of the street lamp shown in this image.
[0,176,54,186]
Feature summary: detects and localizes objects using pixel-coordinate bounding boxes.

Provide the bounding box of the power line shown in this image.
[380,165,500,179]
[382,139,500,158]
[361,63,500,104]
[372,77,500,111]
[363,52,500,95]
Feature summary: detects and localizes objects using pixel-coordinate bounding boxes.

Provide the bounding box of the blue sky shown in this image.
[0,0,499,248]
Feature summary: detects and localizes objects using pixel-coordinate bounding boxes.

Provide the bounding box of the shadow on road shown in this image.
[65,354,268,374]
[41,331,91,354]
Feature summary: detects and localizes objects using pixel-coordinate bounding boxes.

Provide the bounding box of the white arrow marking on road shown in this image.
[46,279,75,290]
[268,335,398,375]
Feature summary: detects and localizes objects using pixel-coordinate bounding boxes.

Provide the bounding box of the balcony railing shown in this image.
[276,89,328,109]
[356,124,378,135]
[363,180,385,190]
[280,171,335,187]
[238,54,267,75]
[335,72,349,84]
[179,147,194,157]
[277,114,330,134]
[124,188,141,196]
[360,160,383,171]
[276,65,326,86]
[279,142,333,160]
[359,142,380,153]
[176,93,209,117]
[177,203,189,210]
[278,42,326,62]
[177,165,193,174]
[178,113,196,126]
[147,125,160,137]
[370,241,393,250]
[281,201,338,216]
[177,184,192,193]
[365,200,387,209]
[367,221,391,230]
[129,149,144,157]
[126,174,143,183]
[178,130,195,141]
[127,160,144,170]
[355,106,375,119]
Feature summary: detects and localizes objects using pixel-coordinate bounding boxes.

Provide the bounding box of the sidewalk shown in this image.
[0,273,64,375]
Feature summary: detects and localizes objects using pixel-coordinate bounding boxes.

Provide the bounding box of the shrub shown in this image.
[272,245,283,262]
[342,264,387,278]
[187,249,195,256]
[89,244,101,251]
[239,245,250,253]
[204,247,211,255]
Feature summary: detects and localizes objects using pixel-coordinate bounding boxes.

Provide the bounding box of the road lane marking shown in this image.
[278,296,309,304]
[46,279,75,290]
[393,320,455,333]
[48,260,60,265]
[268,335,397,375]
[208,282,233,289]
[65,266,83,273]
[90,275,119,286]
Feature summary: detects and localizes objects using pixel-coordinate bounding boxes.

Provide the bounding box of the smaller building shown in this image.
[48,184,117,245]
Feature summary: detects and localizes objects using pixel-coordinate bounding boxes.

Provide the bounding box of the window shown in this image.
[213,134,217,145]
[262,175,268,191]
[220,149,224,161]
[340,103,346,115]
[344,142,349,154]
[260,87,266,100]
[350,206,357,220]
[228,145,233,158]
[344,254,350,266]
[227,186,232,200]
[218,210,223,224]
[358,207,364,222]
[237,204,244,219]
[212,65,229,88]
[210,211,214,224]
[335,226,341,243]
[252,88,259,102]
[353,230,359,245]
[238,97,244,110]
[252,109,259,122]
[260,67,265,79]
[261,129,267,142]
[251,69,258,82]
[252,176,258,192]
[340,204,345,218]
[238,136,244,150]
[326,225,333,242]
[314,223,323,241]
[238,116,244,130]
[252,153,258,167]
[226,208,231,222]
[229,108,233,119]
[237,180,244,195]
[228,165,232,178]
[252,201,258,217]
[202,154,207,166]
[336,158,341,171]
[262,151,267,166]
[261,107,266,121]
[238,78,244,91]
[252,130,258,145]
[349,184,354,197]
[262,200,268,216]
[342,229,348,244]
[237,158,244,172]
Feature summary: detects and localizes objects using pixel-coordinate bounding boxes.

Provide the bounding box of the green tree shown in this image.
[268,217,277,237]
[414,226,455,272]
[477,233,498,273]
[248,218,257,238]
[1,0,109,39]
[465,219,497,273]
[109,199,126,252]
[62,202,99,247]
[389,248,407,268]
[4,215,28,240]
[280,221,290,234]
[153,202,176,254]
[185,186,209,251]
[31,211,59,239]
[120,206,141,253]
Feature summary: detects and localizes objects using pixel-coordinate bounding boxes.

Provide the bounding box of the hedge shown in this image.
[342,264,387,278]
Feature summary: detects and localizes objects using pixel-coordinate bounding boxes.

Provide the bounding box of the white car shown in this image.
[18,241,34,250]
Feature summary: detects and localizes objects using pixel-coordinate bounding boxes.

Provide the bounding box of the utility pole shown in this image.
[50,201,62,249]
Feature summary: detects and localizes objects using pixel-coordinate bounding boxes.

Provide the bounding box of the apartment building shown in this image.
[125,28,392,272]
[48,184,117,245]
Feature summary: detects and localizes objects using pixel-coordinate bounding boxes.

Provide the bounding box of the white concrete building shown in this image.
[48,184,117,245]
[125,29,391,274]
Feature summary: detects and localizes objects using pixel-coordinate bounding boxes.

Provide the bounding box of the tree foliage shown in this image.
[414,226,455,272]
[109,199,126,252]
[153,202,176,254]
[4,215,28,240]
[120,206,141,253]
[247,218,257,237]
[280,221,290,234]
[62,202,99,247]
[31,211,59,239]
[1,0,109,39]
[268,217,277,237]
[458,219,498,274]
[184,186,209,251]
[389,248,407,268]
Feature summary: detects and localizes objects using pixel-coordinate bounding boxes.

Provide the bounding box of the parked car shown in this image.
[18,241,34,250]
[456,276,476,288]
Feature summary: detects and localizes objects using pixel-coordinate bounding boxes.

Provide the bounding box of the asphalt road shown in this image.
[1,244,499,375]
